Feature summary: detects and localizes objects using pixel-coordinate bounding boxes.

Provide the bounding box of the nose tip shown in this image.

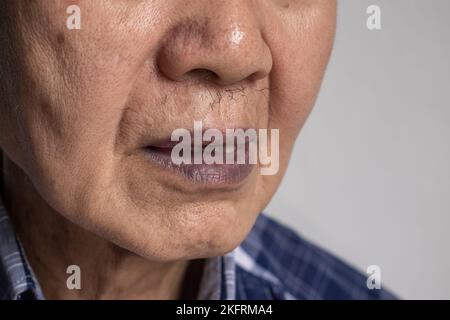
[157,18,272,86]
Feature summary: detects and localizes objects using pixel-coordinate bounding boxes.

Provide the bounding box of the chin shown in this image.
[113,199,260,262]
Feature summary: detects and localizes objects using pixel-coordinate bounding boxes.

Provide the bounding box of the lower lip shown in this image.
[143,146,255,186]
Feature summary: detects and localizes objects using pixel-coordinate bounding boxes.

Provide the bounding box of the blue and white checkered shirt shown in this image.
[0,195,395,300]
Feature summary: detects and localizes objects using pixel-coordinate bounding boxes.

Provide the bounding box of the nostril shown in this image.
[248,70,267,82]
[183,68,219,82]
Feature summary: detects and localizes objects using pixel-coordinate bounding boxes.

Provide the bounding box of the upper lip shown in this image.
[142,127,253,149]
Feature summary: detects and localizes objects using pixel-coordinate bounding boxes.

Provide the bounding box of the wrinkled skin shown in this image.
[0,0,336,266]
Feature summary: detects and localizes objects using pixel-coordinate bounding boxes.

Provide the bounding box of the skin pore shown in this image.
[0,1,336,299]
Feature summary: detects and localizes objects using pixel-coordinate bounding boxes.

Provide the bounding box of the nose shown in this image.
[156,2,272,86]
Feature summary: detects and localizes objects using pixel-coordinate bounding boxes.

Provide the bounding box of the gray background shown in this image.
[266,0,450,299]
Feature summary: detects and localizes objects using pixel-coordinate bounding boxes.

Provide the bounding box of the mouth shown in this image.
[142,134,255,187]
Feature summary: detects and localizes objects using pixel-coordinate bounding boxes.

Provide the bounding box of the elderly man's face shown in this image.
[0,1,336,261]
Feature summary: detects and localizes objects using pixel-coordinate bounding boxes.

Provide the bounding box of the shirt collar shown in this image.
[198,250,236,300]
[0,194,236,300]
[0,196,45,300]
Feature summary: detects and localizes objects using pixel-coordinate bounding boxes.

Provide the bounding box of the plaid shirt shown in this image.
[0,195,395,300]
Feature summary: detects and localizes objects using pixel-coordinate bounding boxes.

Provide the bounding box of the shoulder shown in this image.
[234,213,397,300]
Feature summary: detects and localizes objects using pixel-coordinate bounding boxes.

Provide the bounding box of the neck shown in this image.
[1,155,203,300]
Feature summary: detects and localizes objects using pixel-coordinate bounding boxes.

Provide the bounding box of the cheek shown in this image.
[13,0,158,149]
[7,39,147,226]
[252,8,336,200]
[267,8,336,145]
[12,12,151,171]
